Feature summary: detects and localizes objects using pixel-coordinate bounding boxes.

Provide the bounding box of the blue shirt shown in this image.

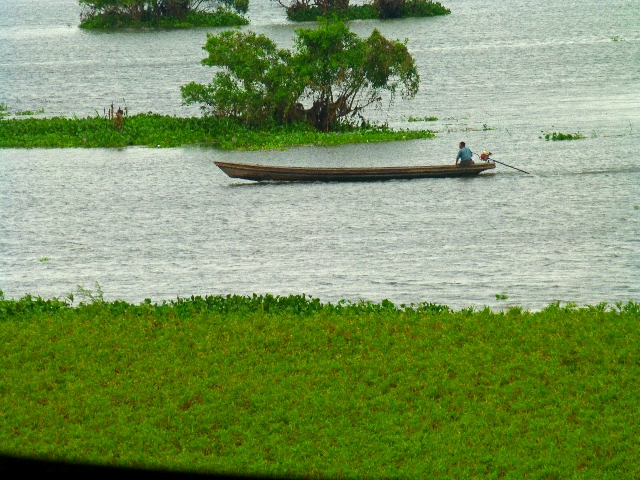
[456,147,473,162]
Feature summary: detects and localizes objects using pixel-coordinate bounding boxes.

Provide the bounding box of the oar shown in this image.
[474,153,531,175]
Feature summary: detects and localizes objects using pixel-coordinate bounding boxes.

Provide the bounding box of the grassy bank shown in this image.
[287,1,450,22]
[0,114,433,150]
[79,9,248,29]
[1,292,639,477]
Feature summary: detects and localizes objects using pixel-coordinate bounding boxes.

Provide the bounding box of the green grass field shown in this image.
[1,292,639,477]
[0,114,433,150]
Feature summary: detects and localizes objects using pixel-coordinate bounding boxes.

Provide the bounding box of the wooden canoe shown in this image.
[214,161,495,182]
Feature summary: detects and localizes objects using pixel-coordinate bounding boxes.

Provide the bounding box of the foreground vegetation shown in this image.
[1,291,639,477]
[79,0,248,28]
[0,114,433,149]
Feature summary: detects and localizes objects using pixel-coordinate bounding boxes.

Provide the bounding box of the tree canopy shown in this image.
[181,20,420,131]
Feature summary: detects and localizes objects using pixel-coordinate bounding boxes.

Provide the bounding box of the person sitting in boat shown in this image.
[456,142,474,166]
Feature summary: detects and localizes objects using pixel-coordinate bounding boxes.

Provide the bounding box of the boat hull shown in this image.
[214,161,495,182]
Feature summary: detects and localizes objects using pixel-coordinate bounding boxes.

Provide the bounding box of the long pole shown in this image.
[474,153,531,174]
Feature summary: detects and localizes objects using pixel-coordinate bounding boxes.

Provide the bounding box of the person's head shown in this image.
[459,141,465,149]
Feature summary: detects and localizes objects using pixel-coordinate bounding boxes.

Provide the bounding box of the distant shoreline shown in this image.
[0,114,435,150]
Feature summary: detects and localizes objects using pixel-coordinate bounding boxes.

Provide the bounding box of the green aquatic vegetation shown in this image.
[14,109,44,116]
[495,293,508,300]
[39,257,49,262]
[78,1,249,29]
[408,115,438,122]
[285,4,379,22]
[0,114,434,150]
[611,36,624,42]
[284,1,450,22]
[1,291,639,477]
[541,131,586,141]
[79,9,248,29]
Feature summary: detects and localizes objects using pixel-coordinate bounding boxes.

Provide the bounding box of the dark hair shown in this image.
[459,141,465,147]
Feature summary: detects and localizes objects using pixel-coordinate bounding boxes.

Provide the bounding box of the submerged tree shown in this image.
[277,0,349,16]
[181,30,303,126]
[293,20,419,131]
[275,0,449,21]
[182,20,419,131]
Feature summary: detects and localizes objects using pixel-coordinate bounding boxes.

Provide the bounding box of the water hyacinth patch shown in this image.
[1,291,639,478]
[408,115,438,122]
[78,1,249,29]
[0,114,434,150]
[541,131,586,141]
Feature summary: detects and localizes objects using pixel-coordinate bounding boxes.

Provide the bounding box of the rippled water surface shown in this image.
[1,0,638,308]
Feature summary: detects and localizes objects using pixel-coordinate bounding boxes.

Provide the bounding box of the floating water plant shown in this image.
[541,131,586,141]
[14,109,44,116]
[0,114,435,150]
[78,1,248,29]
[408,115,438,122]
[1,292,639,477]
[495,293,508,300]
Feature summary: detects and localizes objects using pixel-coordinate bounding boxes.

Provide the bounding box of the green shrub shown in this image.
[183,20,420,131]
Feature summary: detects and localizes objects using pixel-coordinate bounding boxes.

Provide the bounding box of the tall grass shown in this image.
[1,291,639,477]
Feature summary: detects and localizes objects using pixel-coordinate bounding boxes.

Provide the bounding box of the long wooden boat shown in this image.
[215,161,495,182]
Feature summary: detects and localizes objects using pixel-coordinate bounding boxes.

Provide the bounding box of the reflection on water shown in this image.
[0,0,638,308]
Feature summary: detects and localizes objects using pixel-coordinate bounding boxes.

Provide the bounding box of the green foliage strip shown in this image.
[0,114,434,149]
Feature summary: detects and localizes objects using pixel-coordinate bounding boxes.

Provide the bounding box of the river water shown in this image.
[0,0,638,309]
